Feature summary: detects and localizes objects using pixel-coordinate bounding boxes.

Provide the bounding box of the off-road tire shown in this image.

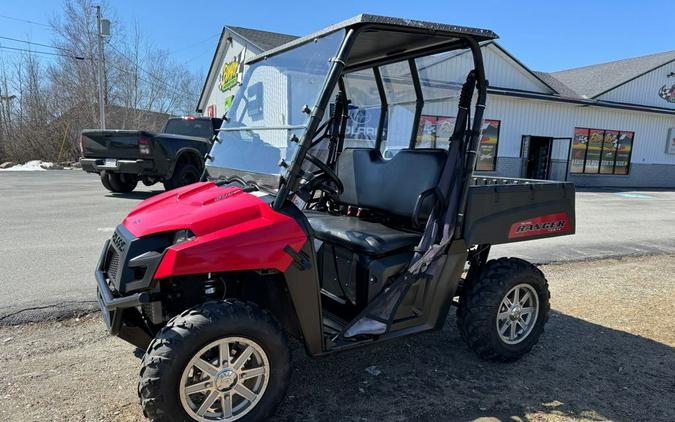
[138,300,290,422]
[107,173,138,193]
[456,257,550,362]
[100,171,114,191]
[163,162,200,191]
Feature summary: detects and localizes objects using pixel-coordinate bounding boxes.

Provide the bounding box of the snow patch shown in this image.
[0,160,53,171]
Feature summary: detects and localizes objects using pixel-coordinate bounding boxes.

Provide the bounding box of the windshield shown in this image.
[206,31,344,188]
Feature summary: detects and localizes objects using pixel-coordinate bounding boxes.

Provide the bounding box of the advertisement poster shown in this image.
[599,130,619,174]
[436,116,455,140]
[416,115,437,147]
[583,129,604,173]
[475,119,500,171]
[570,128,589,173]
[614,131,634,175]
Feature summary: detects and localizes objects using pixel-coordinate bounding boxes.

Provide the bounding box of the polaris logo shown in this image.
[508,212,571,239]
[111,231,126,252]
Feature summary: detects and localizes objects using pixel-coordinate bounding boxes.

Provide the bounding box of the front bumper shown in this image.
[80,158,155,175]
[96,239,149,330]
[95,230,166,349]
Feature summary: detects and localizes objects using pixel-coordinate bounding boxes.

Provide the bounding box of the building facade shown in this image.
[198,29,675,188]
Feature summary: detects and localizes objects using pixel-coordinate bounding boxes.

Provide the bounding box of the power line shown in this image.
[0,35,76,53]
[0,14,52,28]
[0,45,87,60]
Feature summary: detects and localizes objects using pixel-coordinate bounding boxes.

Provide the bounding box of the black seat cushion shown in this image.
[337,148,447,220]
[304,211,421,255]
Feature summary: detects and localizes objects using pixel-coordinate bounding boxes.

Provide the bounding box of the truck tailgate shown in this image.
[463,176,575,246]
[81,130,156,159]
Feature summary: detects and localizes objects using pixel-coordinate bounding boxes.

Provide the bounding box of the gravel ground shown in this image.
[1,254,674,422]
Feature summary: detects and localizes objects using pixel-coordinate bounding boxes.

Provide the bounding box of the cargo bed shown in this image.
[463,176,575,245]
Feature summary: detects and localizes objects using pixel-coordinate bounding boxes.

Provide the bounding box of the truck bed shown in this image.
[463,176,575,245]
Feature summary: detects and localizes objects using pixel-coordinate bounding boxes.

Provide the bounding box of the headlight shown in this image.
[173,229,195,245]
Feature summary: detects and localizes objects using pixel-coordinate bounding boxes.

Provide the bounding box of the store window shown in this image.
[571,127,634,175]
[414,117,501,171]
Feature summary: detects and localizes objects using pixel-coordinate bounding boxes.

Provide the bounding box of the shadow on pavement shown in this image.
[105,191,161,200]
[272,310,674,422]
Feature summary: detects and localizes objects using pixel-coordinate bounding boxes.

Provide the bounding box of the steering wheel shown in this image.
[302,152,344,198]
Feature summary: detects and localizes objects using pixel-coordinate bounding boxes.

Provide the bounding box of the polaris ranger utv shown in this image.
[94,15,575,422]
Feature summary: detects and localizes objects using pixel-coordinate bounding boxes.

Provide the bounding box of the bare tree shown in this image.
[0,0,203,164]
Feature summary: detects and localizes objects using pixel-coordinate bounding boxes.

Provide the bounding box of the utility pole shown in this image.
[95,5,109,129]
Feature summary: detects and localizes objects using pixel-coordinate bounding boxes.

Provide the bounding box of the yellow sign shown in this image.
[219,52,241,92]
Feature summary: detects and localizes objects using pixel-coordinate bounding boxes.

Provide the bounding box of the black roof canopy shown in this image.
[248,14,498,68]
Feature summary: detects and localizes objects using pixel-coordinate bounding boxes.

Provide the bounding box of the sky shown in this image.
[0,0,674,79]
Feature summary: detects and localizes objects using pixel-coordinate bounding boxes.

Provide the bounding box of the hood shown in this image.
[122,182,269,238]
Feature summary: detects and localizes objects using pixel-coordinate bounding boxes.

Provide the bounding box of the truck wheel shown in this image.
[100,172,115,191]
[107,173,138,193]
[163,162,200,191]
[138,300,290,422]
[456,257,550,362]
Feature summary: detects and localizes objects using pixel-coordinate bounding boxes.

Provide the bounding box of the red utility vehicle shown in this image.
[95,15,575,422]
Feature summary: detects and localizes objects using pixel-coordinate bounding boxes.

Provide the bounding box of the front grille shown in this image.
[107,248,120,281]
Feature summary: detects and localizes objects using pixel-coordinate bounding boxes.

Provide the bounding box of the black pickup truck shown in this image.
[79,116,222,193]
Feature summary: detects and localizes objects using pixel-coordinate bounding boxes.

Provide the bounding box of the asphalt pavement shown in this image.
[1,170,675,323]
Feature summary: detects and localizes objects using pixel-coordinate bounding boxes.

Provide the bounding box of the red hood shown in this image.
[123,182,267,238]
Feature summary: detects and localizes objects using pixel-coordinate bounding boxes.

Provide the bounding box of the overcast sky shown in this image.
[1,0,673,77]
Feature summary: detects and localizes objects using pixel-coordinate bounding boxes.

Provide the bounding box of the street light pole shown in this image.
[96,5,106,130]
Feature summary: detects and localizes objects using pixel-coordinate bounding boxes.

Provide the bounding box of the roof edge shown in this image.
[591,56,675,99]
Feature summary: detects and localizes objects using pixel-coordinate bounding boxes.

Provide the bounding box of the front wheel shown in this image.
[138,300,290,422]
[457,257,550,362]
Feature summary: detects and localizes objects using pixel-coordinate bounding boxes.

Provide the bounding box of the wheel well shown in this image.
[158,271,302,339]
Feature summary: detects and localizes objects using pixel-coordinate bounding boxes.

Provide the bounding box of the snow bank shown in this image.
[0,160,52,171]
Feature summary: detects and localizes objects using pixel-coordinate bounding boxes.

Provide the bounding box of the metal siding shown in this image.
[597,61,675,109]
[486,95,675,164]
[419,45,552,95]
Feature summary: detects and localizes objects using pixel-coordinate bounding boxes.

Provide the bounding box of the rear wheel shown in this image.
[106,173,138,193]
[457,257,550,361]
[138,300,290,422]
[164,162,200,191]
[100,171,114,191]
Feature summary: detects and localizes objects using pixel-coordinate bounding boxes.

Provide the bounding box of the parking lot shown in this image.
[2,170,675,324]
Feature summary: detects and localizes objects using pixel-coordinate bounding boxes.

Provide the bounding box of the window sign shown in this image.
[414,116,499,171]
[585,129,604,174]
[571,127,634,175]
[476,119,500,171]
[416,115,437,147]
[599,130,619,174]
[614,131,634,175]
[570,128,589,173]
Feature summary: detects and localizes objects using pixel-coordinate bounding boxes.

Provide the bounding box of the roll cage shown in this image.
[256,15,496,240]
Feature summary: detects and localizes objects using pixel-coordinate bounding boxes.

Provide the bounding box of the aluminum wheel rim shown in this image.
[496,283,539,345]
[179,336,270,421]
